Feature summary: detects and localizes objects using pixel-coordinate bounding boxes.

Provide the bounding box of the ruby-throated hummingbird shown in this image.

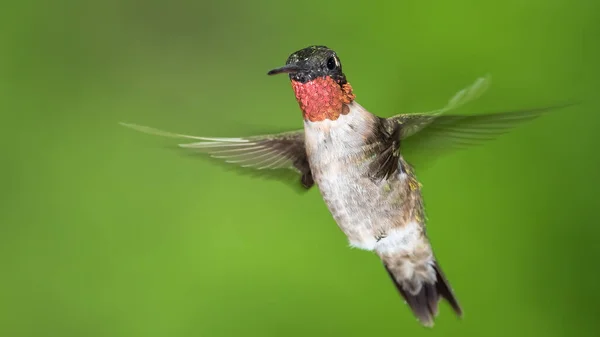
[121,45,572,327]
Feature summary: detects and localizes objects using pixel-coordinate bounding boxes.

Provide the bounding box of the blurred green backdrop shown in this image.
[1,0,599,336]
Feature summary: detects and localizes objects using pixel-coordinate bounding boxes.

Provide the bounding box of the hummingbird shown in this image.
[121,45,572,327]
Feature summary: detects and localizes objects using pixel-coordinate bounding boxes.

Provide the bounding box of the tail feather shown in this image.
[383,260,462,327]
[432,262,462,316]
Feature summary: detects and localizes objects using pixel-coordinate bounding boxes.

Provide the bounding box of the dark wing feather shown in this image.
[368,119,402,181]
[119,123,313,189]
[353,75,493,181]
[396,75,493,140]
[385,76,576,168]
[399,104,572,154]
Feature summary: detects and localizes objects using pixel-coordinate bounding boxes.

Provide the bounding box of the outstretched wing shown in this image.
[119,123,313,188]
[391,75,492,140]
[399,104,571,155]
[382,75,575,171]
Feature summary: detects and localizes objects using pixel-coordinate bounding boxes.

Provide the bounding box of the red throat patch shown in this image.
[291,77,356,122]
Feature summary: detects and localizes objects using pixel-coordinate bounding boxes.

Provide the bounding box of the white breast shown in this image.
[303,102,390,249]
[303,102,375,162]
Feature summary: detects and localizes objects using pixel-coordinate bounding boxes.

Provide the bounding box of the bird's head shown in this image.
[268,45,355,122]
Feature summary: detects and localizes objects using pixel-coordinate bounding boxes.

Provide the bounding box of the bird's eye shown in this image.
[326,56,337,70]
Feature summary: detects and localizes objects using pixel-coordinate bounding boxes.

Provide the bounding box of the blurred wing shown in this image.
[119,123,314,188]
[400,104,571,154]
[387,75,576,167]
[393,75,492,139]
[359,76,492,180]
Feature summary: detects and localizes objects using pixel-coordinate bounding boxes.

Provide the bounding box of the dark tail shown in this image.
[383,260,462,327]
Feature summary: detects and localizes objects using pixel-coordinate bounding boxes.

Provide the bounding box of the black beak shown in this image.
[267,64,302,76]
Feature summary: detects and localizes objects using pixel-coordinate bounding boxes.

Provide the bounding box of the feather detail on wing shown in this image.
[119,123,313,188]
[385,75,576,163]
[393,74,492,140]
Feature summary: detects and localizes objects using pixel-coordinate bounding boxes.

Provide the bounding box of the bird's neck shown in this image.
[291,77,356,122]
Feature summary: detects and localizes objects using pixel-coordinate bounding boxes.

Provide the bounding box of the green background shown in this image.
[2,1,599,336]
